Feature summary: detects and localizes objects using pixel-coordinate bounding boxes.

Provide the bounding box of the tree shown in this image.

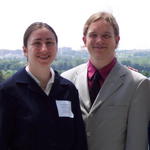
[0,70,4,82]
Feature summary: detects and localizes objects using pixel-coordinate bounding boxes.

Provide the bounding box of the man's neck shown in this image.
[90,56,116,70]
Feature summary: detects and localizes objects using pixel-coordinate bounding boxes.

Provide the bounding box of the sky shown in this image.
[0,0,150,50]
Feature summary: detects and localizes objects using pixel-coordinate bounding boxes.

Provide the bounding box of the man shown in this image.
[61,11,150,150]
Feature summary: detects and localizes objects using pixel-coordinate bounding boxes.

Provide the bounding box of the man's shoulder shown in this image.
[118,63,148,83]
[61,63,87,81]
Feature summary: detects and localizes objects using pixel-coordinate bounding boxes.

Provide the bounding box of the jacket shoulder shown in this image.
[117,63,148,85]
[0,68,27,89]
[61,63,87,81]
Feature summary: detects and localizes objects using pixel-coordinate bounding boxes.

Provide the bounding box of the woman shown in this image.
[0,22,87,150]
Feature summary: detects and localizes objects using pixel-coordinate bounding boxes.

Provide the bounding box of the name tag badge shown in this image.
[56,100,74,118]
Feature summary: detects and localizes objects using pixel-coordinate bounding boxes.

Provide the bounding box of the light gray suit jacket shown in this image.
[61,61,150,150]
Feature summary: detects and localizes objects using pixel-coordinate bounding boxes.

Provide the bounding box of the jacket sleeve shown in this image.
[125,79,150,150]
[0,87,16,150]
[71,88,88,150]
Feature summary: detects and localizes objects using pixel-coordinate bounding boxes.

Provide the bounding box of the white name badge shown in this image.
[56,100,74,118]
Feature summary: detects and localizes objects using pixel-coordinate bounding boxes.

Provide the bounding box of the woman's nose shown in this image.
[41,43,48,52]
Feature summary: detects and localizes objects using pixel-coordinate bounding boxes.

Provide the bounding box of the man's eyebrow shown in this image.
[87,31,112,34]
[103,32,112,34]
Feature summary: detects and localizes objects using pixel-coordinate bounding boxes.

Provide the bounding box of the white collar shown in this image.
[25,65,55,95]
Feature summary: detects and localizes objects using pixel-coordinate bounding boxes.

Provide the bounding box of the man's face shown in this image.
[83,20,120,62]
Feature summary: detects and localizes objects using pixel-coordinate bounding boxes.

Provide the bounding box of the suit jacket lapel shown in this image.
[90,62,126,112]
[74,64,92,114]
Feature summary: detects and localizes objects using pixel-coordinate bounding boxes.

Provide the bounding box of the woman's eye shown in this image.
[33,42,41,46]
[46,41,56,46]
[47,41,53,45]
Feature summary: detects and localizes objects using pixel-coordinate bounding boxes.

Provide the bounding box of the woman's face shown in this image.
[23,27,57,69]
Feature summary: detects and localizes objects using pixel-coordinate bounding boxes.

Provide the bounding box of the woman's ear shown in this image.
[82,36,86,45]
[23,46,28,57]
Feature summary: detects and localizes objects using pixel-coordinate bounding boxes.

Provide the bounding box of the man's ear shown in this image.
[115,36,120,45]
[23,46,28,57]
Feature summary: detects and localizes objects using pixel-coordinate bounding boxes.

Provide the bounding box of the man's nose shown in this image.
[96,36,104,42]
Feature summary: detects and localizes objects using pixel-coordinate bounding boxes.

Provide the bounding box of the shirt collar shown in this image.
[88,57,117,80]
[25,65,55,95]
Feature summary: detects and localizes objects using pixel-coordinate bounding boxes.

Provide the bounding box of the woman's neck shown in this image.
[28,65,51,89]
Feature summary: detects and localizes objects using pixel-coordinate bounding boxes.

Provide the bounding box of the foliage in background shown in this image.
[0,48,150,82]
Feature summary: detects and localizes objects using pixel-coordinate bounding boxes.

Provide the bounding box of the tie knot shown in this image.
[93,70,100,81]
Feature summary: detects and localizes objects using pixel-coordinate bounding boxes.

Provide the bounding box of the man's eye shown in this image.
[89,33,97,38]
[102,34,112,39]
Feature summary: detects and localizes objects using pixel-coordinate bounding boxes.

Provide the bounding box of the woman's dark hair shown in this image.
[23,22,58,47]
